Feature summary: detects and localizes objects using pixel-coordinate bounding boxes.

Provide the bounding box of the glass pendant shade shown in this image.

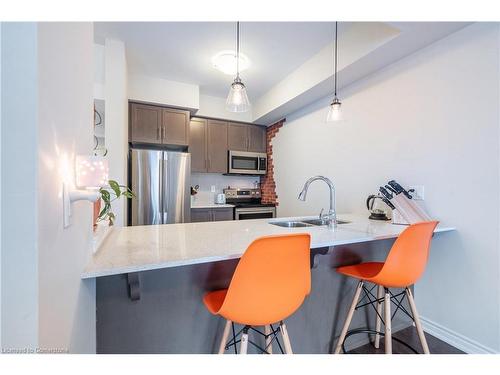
[326,98,342,122]
[225,78,251,112]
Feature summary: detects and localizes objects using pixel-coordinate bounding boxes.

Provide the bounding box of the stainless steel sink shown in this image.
[269,219,350,228]
[301,219,351,226]
[270,221,313,228]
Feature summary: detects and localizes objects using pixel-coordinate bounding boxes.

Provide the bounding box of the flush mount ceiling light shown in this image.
[226,21,251,113]
[326,21,343,122]
[212,50,250,76]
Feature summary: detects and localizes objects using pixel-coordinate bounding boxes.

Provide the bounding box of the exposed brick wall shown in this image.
[260,119,285,205]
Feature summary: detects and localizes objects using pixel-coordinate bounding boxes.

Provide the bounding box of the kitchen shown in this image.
[1,4,500,370]
[86,21,478,354]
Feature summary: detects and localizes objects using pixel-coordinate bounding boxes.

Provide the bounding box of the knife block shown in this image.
[392,209,409,225]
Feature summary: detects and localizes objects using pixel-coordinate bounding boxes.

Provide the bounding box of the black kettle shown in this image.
[366,194,391,221]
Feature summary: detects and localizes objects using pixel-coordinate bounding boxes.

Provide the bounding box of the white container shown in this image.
[214,193,226,204]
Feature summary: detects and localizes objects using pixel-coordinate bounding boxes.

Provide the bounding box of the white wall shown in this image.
[93,43,105,100]
[1,22,39,350]
[273,23,500,353]
[0,21,3,350]
[196,94,253,123]
[104,39,128,227]
[128,73,199,110]
[1,22,96,353]
[37,22,96,353]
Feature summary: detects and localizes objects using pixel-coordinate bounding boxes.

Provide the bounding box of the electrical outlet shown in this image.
[409,185,424,200]
[210,185,216,193]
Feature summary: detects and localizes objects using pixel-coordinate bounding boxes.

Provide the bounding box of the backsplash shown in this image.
[190,173,259,205]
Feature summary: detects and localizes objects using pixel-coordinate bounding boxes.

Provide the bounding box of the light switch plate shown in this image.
[409,185,424,200]
[210,185,216,193]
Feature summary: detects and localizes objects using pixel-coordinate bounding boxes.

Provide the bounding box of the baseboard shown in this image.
[420,316,497,354]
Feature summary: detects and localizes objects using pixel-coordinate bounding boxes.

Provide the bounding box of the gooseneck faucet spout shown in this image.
[298,175,337,229]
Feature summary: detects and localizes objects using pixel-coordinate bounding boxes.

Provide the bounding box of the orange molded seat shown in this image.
[334,221,440,355]
[203,233,311,326]
[337,221,439,288]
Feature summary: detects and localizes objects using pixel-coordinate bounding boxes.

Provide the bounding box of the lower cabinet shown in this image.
[191,207,233,222]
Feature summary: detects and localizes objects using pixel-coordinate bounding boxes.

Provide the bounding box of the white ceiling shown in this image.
[93,22,339,100]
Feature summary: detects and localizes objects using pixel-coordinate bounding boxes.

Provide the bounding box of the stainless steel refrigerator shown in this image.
[129,149,191,225]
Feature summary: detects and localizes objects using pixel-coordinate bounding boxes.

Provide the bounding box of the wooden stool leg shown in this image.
[334,281,364,354]
[280,321,293,354]
[406,287,430,354]
[240,329,249,354]
[374,285,383,349]
[265,325,273,354]
[384,288,392,354]
[218,320,232,354]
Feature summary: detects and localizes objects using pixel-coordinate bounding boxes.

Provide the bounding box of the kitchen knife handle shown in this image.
[382,197,396,210]
[388,180,413,199]
[379,186,393,200]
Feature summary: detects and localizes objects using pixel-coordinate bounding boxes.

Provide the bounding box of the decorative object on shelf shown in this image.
[326,22,343,122]
[96,180,135,227]
[63,155,109,228]
[93,106,107,156]
[226,21,251,113]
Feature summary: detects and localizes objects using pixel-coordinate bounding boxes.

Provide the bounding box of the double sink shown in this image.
[270,218,350,228]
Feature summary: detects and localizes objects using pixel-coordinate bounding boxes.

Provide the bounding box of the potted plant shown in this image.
[93,180,135,229]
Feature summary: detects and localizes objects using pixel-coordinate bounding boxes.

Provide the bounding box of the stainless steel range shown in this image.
[223,188,276,220]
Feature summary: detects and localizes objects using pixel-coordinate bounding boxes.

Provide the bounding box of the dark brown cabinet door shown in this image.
[129,103,162,144]
[190,209,212,223]
[227,122,249,151]
[248,125,267,153]
[212,208,234,221]
[162,108,190,146]
[189,118,207,172]
[207,120,228,173]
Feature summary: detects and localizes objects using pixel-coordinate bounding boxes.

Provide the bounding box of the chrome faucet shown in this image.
[298,175,337,229]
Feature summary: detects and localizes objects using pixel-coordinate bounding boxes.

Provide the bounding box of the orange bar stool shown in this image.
[334,221,439,354]
[203,233,311,354]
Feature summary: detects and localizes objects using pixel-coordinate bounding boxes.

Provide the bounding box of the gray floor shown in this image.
[347,326,465,354]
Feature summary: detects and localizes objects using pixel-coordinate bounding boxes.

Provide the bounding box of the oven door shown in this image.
[235,207,276,220]
[228,150,267,175]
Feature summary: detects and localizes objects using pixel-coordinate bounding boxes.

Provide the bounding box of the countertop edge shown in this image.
[82,223,455,279]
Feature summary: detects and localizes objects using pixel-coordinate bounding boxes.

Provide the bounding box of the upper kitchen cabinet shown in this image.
[248,124,267,153]
[189,118,208,172]
[129,103,162,144]
[162,108,190,146]
[227,122,248,151]
[228,122,266,153]
[207,120,228,173]
[129,103,190,146]
[189,118,228,173]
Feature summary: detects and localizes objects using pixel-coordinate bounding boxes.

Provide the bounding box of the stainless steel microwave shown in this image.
[228,150,267,175]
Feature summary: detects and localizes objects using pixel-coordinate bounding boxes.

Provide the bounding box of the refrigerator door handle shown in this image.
[163,152,169,224]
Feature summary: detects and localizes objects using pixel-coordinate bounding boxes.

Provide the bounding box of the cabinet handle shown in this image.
[162,126,165,140]
[157,127,160,140]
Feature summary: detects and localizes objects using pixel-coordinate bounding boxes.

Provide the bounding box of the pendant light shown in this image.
[326,22,342,122]
[226,21,251,112]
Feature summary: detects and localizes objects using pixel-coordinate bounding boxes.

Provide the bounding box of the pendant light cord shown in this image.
[334,21,338,97]
[236,21,240,79]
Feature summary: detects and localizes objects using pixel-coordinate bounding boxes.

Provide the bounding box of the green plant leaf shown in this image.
[109,180,121,198]
[100,189,111,203]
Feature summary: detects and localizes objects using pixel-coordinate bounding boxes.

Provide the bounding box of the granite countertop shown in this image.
[82,214,454,279]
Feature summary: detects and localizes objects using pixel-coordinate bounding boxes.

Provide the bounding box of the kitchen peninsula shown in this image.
[85,215,453,354]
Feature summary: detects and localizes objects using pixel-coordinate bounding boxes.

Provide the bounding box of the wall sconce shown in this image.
[63,155,109,228]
